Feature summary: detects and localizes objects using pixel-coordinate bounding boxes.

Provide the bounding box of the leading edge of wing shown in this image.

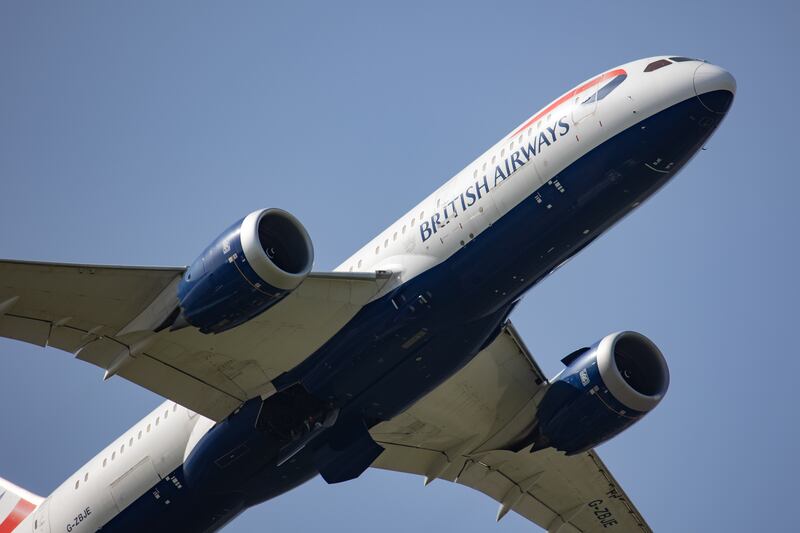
[0,258,188,273]
[0,257,392,282]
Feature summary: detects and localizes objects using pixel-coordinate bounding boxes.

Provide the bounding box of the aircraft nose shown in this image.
[693,62,736,114]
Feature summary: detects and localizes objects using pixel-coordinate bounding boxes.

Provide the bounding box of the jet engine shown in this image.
[532,331,669,455]
[175,208,314,334]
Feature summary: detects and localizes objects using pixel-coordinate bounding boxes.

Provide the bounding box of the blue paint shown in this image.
[102,398,320,532]
[183,399,276,492]
[177,217,290,334]
[100,90,732,531]
[533,340,646,455]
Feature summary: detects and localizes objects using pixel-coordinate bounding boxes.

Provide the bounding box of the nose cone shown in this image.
[693,62,736,113]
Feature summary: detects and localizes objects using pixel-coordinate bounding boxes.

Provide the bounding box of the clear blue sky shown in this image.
[0,2,797,531]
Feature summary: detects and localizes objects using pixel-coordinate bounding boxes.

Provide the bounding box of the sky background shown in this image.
[0,1,797,531]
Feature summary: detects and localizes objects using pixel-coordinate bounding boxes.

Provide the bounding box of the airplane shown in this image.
[0,55,734,533]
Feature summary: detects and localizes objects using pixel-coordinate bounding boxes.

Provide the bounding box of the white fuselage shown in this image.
[19,56,733,533]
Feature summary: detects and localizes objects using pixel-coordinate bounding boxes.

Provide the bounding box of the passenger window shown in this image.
[402,225,406,234]
[120,444,124,453]
[103,458,107,467]
[112,452,116,460]
[375,246,379,255]
[147,424,151,433]
[393,232,397,241]
[164,410,168,419]
[357,259,362,268]
[84,473,89,482]
[172,404,177,412]
[501,149,505,157]
[129,438,133,447]
[411,218,415,226]
[384,239,388,248]
[644,59,672,72]
[155,417,160,426]
[473,170,478,178]
[75,480,79,490]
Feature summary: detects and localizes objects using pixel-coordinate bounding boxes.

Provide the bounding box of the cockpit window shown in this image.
[669,56,698,62]
[583,73,628,104]
[644,59,672,72]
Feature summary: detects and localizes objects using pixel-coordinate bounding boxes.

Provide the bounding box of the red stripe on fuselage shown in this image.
[0,499,36,533]
[509,68,627,138]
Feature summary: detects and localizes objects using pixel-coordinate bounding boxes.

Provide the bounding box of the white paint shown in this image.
[335,56,731,298]
[13,56,735,533]
[240,208,314,290]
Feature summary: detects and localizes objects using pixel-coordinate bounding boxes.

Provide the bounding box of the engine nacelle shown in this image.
[176,208,314,334]
[532,331,669,455]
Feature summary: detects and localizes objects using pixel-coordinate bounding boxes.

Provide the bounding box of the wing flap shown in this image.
[375,432,650,532]
[116,350,244,421]
[0,314,51,347]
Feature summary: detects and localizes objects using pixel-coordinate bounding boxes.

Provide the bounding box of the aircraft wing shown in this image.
[0,259,390,421]
[369,322,652,532]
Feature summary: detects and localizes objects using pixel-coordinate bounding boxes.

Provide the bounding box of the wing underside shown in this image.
[0,259,652,529]
[0,259,390,420]
[370,323,652,532]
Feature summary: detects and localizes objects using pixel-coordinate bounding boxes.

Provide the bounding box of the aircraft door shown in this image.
[430,184,461,248]
[571,86,598,124]
[32,498,50,533]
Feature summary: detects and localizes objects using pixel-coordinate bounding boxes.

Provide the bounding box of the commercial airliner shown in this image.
[0,56,734,532]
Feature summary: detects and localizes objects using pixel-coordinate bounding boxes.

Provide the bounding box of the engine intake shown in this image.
[240,209,314,291]
[176,208,314,334]
[531,331,669,455]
